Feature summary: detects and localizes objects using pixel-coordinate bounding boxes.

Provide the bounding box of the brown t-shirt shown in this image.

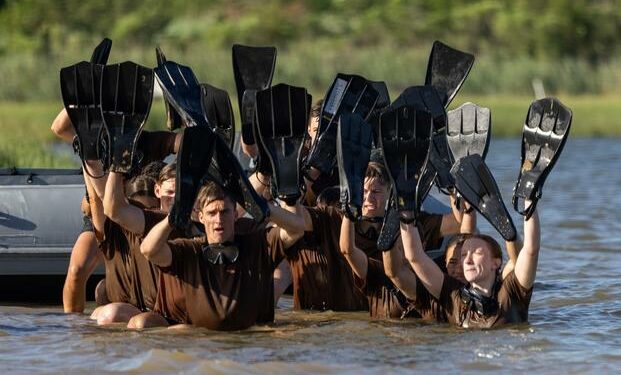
[136,130,176,165]
[287,207,443,313]
[412,271,533,328]
[353,212,444,319]
[99,209,166,311]
[153,224,286,331]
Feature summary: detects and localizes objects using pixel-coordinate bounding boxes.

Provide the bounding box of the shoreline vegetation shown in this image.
[0,94,618,169]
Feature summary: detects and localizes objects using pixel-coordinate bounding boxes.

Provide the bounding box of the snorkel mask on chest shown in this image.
[201,242,240,265]
[459,281,499,316]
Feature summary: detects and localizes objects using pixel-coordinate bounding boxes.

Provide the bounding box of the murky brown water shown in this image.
[2,138,621,374]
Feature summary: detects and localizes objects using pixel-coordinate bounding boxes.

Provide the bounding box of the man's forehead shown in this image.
[364,177,388,189]
[203,197,234,211]
[159,179,176,188]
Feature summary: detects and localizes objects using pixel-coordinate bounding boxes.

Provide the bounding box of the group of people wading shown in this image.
[53,38,572,330]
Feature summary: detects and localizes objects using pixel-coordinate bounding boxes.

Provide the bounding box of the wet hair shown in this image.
[311,99,323,119]
[140,161,166,181]
[157,162,176,185]
[454,233,503,262]
[125,174,157,199]
[316,186,340,208]
[365,161,390,187]
[196,181,234,210]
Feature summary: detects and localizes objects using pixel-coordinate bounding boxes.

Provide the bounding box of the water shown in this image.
[2,138,621,374]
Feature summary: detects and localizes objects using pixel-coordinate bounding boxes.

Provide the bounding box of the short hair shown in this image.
[365,161,390,187]
[456,233,503,261]
[311,99,323,119]
[316,186,340,208]
[196,181,234,210]
[157,162,176,185]
[140,160,166,181]
[125,174,157,199]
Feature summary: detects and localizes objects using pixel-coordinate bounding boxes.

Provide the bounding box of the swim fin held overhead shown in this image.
[169,126,217,230]
[306,73,380,174]
[337,112,373,220]
[377,189,400,251]
[451,154,517,241]
[90,38,112,65]
[100,62,154,174]
[201,83,235,149]
[447,102,491,163]
[255,83,311,205]
[60,62,107,172]
[425,41,475,108]
[392,86,454,193]
[154,60,209,128]
[512,97,572,219]
[379,105,434,220]
[232,44,277,145]
[155,47,184,131]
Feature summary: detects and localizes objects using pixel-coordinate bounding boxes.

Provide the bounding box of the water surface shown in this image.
[1,138,620,374]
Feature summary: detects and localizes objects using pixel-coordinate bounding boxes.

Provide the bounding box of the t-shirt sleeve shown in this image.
[438,274,465,322]
[305,206,342,239]
[137,130,177,164]
[99,218,125,260]
[266,225,287,267]
[354,256,384,292]
[417,211,444,249]
[159,238,197,275]
[143,209,166,235]
[502,271,534,308]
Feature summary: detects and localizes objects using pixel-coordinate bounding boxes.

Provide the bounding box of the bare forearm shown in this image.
[401,221,444,299]
[382,241,418,300]
[339,217,367,280]
[140,217,173,267]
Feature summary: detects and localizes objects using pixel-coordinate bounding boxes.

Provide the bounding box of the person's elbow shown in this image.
[140,241,156,261]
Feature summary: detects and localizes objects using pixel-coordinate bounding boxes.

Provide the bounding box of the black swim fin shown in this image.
[392,86,454,193]
[100,62,154,174]
[232,44,277,146]
[255,83,311,205]
[201,83,235,149]
[512,97,572,219]
[447,102,491,164]
[377,188,401,251]
[336,112,373,220]
[90,38,112,65]
[451,154,517,241]
[379,105,434,219]
[155,47,184,131]
[60,61,108,178]
[206,136,271,223]
[367,80,391,146]
[169,126,217,230]
[154,60,209,128]
[425,41,475,108]
[306,73,380,174]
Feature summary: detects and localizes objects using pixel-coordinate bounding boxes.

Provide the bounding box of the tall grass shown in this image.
[2,41,621,102]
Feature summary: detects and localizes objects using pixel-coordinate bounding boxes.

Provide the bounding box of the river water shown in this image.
[1,138,621,374]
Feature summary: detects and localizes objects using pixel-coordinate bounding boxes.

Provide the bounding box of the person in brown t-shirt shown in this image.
[384,200,540,328]
[290,162,453,313]
[88,163,179,327]
[137,181,306,330]
[340,165,464,319]
[51,108,180,313]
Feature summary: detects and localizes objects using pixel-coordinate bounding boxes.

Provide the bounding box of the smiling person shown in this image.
[384,200,539,328]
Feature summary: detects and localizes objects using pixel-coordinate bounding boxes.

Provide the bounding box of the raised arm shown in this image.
[140,216,173,267]
[339,217,368,280]
[50,109,76,143]
[401,220,445,299]
[268,201,306,248]
[103,171,145,234]
[513,200,541,289]
[382,238,418,301]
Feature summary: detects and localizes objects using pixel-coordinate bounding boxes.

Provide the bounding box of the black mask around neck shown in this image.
[459,282,499,316]
[201,242,239,265]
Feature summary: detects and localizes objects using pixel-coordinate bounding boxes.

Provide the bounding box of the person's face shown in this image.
[308,115,320,145]
[461,238,501,284]
[155,178,175,213]
[445,243,466,284]
[199,198,237,244]
[362,177,388,217]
